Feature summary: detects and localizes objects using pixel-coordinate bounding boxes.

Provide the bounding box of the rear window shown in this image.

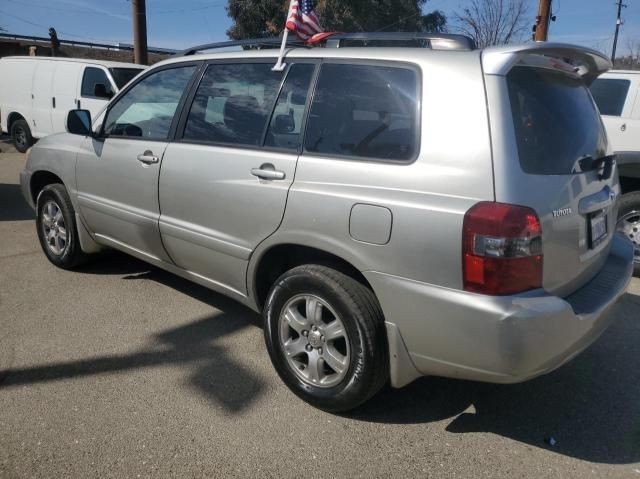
[507,67,607,175]
[304,63,418,162]
[589,78,631,116]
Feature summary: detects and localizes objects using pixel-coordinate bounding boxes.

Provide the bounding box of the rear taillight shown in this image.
[463,202,542,295]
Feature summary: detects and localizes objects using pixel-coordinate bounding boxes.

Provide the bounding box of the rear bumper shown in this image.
[366,234,634,387]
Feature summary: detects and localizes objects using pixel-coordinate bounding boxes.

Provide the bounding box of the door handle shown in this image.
[137,150,159,165]
[52,97,56,108]
[621,123,627,132]
[251,163,286,180]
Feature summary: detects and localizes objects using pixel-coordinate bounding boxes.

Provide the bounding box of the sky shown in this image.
[0,0,638,55]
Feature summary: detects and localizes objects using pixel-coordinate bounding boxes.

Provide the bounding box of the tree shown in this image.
[454,0,529,48]
[226,0,447,40]
[614,38,640,70]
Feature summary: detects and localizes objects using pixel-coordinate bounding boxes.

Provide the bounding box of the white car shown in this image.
[590,70,640,275]
[0,56,145,152]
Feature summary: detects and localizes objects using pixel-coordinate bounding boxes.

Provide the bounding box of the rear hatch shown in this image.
[483,45,617,297]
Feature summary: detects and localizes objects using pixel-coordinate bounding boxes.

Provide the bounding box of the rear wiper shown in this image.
[571,154,616,180]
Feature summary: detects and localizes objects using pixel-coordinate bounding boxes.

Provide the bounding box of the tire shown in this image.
[617,191,640,277]
[10,119,34,153]
[264,264,389,412]
[36,184,88,269]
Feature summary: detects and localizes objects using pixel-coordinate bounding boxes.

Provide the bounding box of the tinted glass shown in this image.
[109,67,144,89]
[304,63,418,161]
[507,67,607,175]
[81,67,113,98]
[104,66,196,140]
[590,78,631,116]
[265,63,314,150]
[183,63,284,146]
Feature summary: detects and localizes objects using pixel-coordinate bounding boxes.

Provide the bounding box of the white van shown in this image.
[0,57,146,152]
[590,70,640,274]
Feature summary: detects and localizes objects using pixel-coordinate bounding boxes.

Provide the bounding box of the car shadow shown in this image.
[0,183,34,221]
[348,292,640,464]
[2,251,639,463]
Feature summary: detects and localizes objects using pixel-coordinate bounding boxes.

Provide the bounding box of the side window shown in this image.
[590,78,631,117]
[183,63,284,146]
[103,65,197,140]
[81,67,114,98]
[304,63,418,162]
[265,63,315,150]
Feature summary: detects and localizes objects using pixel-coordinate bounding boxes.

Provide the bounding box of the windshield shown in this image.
[507,66,607,175]
[109,68,144,89]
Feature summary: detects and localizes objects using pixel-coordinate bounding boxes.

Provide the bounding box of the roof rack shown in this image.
[178,32,476,56]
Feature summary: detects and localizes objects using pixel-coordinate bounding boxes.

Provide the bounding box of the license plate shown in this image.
[589,214,608,248]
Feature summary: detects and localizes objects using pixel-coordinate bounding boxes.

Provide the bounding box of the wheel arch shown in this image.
[30,170,65,205]
[7,112,26,131]
[249,241,374,311]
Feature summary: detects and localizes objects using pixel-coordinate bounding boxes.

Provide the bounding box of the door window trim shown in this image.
[300,59,423,165]
[174,58,320,154]
[97,60,205,142]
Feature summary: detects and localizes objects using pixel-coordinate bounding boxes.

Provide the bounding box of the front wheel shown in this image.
[10,119,34,153]
[264,265,389,412]
[36,184,88,269]
[617,192,640,277]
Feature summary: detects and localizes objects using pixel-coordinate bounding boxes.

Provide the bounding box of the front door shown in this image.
[76,64,199,262]
[78,66,114,122]
[159,61,316,296]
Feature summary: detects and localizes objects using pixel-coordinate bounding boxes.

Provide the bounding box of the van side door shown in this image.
[78,66,116,120]
[31,60,56,137]
[158,61,316,297]
[51,61,82,134]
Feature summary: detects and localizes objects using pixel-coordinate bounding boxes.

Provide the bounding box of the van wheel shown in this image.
[264,265,388,412]
[617,191,640,277]
[36,184,88,269]
[11,119,34,153]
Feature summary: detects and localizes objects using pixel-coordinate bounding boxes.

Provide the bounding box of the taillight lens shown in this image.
[463,202,542,295]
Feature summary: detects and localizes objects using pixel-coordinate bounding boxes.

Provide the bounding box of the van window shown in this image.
[81,67,114,98]
[103,65,196,140]
[304,63,418,162]
[265,63,315,150]
[183,63,284,146]
[109,68,143,89]
[507,67,607,175]
[590,78,631,116]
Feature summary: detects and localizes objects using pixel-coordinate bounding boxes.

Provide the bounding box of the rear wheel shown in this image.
[36,184,88,269]
[10,119,34,153]
[617,191,640,277]
[264,265,388,412]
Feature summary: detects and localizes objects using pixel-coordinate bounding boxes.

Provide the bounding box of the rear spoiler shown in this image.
[482,42,612,85]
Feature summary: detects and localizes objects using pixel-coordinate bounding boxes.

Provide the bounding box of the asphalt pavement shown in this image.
[1,136,639,478]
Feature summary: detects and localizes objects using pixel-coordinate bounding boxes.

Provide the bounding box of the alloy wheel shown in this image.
[41,200,68,256]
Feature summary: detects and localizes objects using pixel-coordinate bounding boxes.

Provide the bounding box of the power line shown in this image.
[0,9,122,43]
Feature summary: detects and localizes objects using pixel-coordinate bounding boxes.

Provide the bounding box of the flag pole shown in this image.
[273,0,294,71]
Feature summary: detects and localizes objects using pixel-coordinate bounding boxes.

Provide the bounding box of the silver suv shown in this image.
[20,34,634,412]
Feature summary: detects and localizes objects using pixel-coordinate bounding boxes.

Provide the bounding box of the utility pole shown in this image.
[611,0,627,64]
[533,0,553,42]
[131,0,148,65]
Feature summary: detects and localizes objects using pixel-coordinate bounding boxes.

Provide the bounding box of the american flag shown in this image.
[285,0,323,41]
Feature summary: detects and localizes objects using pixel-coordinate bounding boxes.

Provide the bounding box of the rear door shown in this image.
[31,60,56,137]
[490,61,619,297]
[51,61,82,133]
[590,73,639,153]
[158,61,316,296]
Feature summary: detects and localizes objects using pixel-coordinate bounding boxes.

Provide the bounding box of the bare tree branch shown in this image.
[454,0,529,48]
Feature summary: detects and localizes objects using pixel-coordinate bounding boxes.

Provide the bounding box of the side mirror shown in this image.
[273,114,295,134]
[94,83,114,99]
[66,109,93,136]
